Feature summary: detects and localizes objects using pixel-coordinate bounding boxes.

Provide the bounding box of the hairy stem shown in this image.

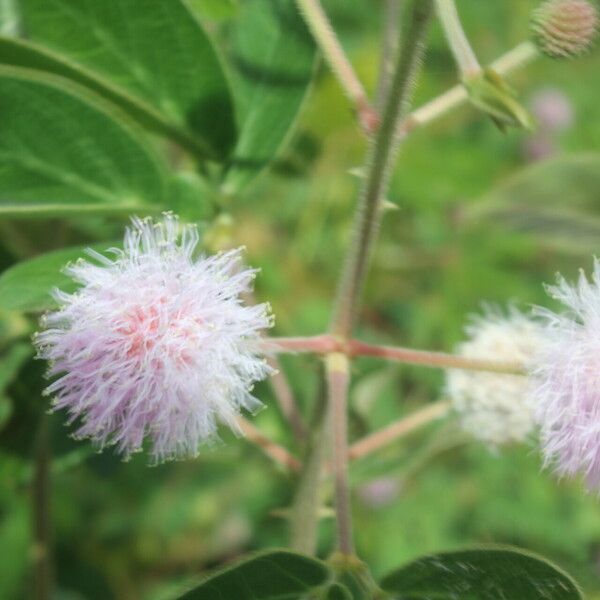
[376,0,402,110]
[295,0,378,132]
[330,0,434,338]
[435,0,481,77]
[326,353,353,555]
[349,400,451,461]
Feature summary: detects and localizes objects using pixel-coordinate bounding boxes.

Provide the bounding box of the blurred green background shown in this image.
[2,0,600,598]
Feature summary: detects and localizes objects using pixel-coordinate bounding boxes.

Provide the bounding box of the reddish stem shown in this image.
[265,336,526,375]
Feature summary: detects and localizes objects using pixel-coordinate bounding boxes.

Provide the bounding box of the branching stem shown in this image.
[266,336,527,375]
[400,41,538,136]
[330,0,434,338]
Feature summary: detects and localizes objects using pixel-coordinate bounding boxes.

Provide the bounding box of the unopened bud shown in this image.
[464,69,534,132]
[531,0,599,59]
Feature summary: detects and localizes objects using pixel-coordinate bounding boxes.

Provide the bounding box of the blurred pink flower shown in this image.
[35,214,273,463]
[530,88,574,132]
[531,260,600,489]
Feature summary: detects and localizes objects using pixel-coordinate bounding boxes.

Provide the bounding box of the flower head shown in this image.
[446,308,543,446]
[531,0,599,59]
[34,214,273,463]
[530,260,600,489]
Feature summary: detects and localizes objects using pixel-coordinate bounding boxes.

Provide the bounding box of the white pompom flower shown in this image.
[34,214,274,463]
[530,260,600,490]
[446,308,543,446]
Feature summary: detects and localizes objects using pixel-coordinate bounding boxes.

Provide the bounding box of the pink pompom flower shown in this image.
[34,214,273,463]
[530,260,600,490]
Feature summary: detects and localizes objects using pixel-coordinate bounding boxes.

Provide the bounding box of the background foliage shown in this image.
[0,0,599,598]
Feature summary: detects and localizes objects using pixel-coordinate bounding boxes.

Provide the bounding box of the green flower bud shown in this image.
[464,69,534,132]
[531,0,599,59]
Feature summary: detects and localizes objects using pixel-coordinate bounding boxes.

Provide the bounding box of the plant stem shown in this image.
[266,355,308,444]
[326,353,353,555]
[264,335,340,354]
[266,336,527,375]
[32,415,52,600]
[349,340,527,374]
[349,400,451,461]
[375,0,402,110]
[435,0,481,78]
[329,0,434,338]
[295,0,378,132]
[288,0,434,558]
[237,417,301,471]
[289,374,329,554]
[400,41,538,135]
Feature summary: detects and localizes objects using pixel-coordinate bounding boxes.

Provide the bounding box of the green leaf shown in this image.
[0,0,19,36]
[0,244,104,312]
[0,36,214,160]
[380,547,583,599]
[221,0,316,194]
[467,153,600,255]
[175,550,331,599]
[19,0,236,160]
[0,66,166,217]
[188,0,239,21]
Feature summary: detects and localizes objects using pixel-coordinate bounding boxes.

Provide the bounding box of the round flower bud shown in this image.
[531,0,599,59]
[34,214,273,463]
[530,261,600,490]
[446,309,543,447]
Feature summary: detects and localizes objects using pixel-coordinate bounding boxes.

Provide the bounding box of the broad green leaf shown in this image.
[188,0,239,21]
[0,0,19,36]
[380,547,583,599]
[0,66,166,216]
[20,0,236,160]
[166,171,213,221]
[0,244,105,312]
[0,36,218,159]
[467,153,600,254]
[221,0,316,194]
[176,550,331,599]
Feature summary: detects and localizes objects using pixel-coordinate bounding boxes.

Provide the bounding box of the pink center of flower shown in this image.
[116,301,200,368]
